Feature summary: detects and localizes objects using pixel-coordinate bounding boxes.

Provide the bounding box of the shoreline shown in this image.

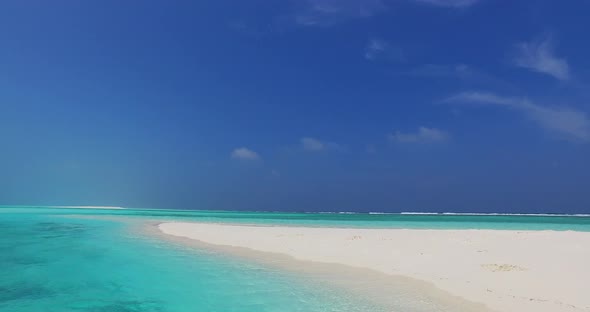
[145,222,489,312]
[157,222,590,312]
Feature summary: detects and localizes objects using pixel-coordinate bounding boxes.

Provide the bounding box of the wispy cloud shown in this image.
[446,91,590,142]
[364,38,404,61]
[513,36,570,81]
[413,0,480,8]
[233,0,478,35]
[231,147,261,160]
[301,137,342,151]
[406,63,518,92]
[409,63,475,78]
[294,0,387,27]
[389,127,450,143]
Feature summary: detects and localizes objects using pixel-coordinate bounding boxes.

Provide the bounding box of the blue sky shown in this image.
[1,0,589,213]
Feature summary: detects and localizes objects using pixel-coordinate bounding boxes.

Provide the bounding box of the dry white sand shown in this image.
[159,222,590,312]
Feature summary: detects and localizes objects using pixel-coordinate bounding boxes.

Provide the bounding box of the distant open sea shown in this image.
[1,206,589,312]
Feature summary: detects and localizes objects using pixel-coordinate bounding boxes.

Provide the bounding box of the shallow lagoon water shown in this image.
[2,206,590,312]
[0,209,386,312]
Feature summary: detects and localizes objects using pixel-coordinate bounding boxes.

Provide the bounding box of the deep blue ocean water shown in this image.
[2,206,589,312]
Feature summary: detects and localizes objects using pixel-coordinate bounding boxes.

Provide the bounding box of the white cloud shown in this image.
[295,0,386,26]
[513,36,570,81]
[301,137,342,151]
[413,0,480,8]
[446,91,590,142]
[301,137,325,151]
[407,64,515,89]
[231,147,261,160]
[389,127,450,143]
[409,64,474,78]
[364,38,404,61]
[244,0,479,33]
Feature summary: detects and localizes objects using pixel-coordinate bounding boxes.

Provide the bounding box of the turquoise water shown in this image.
[2,207,590,312]
[1,208,388,312]
[3,206,590,231]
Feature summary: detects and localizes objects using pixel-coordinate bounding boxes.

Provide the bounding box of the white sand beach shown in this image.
[159,222,590,312]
